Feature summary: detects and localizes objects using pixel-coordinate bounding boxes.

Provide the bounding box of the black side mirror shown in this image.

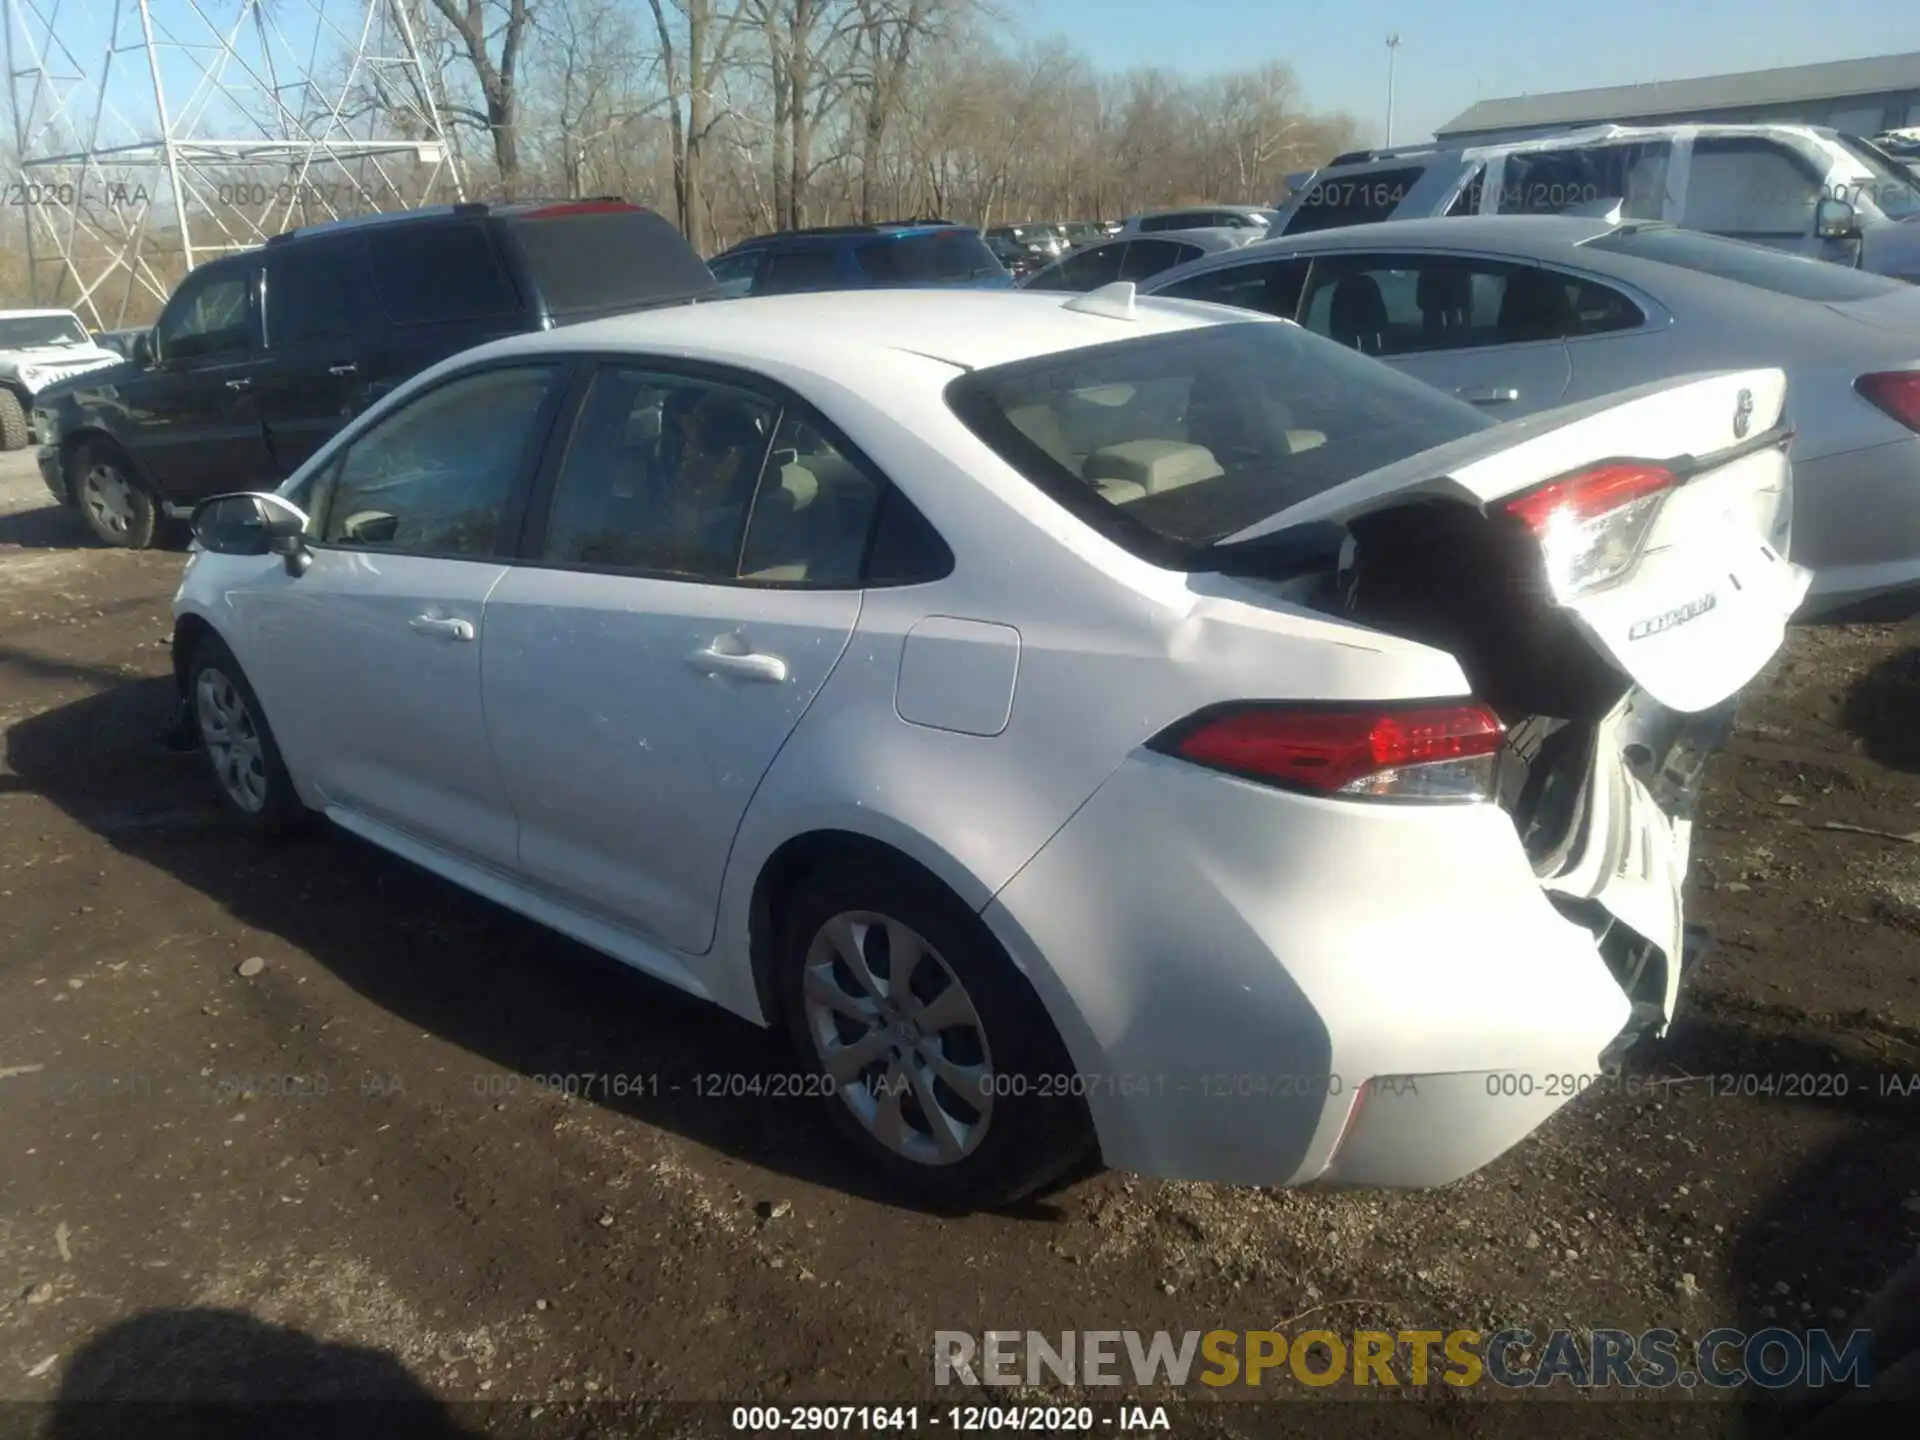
[1815,196,1861,240]
[190,492,313,575]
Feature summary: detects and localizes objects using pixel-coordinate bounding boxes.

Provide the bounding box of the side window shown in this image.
[1157,257,1309,318]
[738,411,885,585]
[267,240,367,346]
[1299,254,1629,355]
[366,221,520,325]
[1138,214,1176,233]
[1447,166,1486,217]
[319,364,558,554]
[1684,139,1823,236]
[540,367,776,577]
[758,249,842,294]
[1500,142,1673,218]
[709,252,760,285]
[865,485,953,586]
[1033,243,1126,291]
[1118,239,1187,281]
[1284,166,1424,234]
[157,267,256,362]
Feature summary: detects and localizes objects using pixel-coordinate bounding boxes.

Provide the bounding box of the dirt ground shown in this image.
[1,447,1917,1436]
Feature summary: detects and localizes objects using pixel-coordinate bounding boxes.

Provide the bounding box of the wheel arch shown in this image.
[171,611,218,696]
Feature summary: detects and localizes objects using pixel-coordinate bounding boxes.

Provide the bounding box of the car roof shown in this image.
[0,307,84,319]
[723,223,977,253]
[460,288,1251,374]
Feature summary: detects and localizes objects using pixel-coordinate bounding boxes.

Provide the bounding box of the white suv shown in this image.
[1273,123,1920,283]
[0,309,123,450]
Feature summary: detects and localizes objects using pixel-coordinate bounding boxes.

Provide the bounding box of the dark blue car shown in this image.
[707,221,1015,297]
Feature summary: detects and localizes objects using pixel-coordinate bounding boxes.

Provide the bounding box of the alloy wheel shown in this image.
[195,666,269,813]
[801,911,995,1166]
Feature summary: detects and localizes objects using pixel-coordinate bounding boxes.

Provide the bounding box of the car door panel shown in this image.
[242,553,520,868]
[258,236,377,477]
[481,576,860,952]
[132,260,276,497]
[237,360,567,867]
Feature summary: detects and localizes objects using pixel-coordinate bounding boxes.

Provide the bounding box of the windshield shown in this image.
[945,320,1488,566]
[1836,134,1920,220]
[857,231,1006,283]
[0,314,89,348]
[1583,225,1909,301]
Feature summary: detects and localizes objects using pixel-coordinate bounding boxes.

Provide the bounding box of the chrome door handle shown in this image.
[225,377,252,392]
[328,363,358,377]
[410,615,475,642]
[1457,386,1519,404]
[686,645,788,683]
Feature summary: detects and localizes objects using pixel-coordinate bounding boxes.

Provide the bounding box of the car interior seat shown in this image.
[1328,273,1390,354]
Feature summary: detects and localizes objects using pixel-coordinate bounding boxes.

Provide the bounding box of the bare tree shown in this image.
[646,0,753,250]
[423,0,540,196]
[851,0,968,222]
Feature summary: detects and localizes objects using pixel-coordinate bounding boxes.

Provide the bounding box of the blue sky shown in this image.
[1018,0,1914,143]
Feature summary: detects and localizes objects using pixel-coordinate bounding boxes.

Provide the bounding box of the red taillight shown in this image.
[1857,371,1920,432]
[1164,703,1505,801]
[1502,462,1676,534]
[1501,461,1677,597]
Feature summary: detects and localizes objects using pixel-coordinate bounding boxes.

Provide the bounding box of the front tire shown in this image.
[777,855,1093,1209]
[71,440,158,548]
[0,389,28,450]
[187,634,310,834]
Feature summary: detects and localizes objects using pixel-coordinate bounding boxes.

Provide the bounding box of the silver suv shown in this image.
[1273,123,1920,283]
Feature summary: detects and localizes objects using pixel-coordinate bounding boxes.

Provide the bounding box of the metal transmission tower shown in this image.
[4,0,466,326]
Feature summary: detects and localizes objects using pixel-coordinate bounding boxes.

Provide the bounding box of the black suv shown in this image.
[35,198,718,547]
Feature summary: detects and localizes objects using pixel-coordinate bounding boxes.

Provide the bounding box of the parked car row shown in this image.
[1272,121,1920,283]
[19,179,1914,1207]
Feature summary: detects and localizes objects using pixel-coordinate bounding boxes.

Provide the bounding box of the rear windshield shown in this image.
[505,205,718,315]
[945,320,1488,565]
[1282,166,1427,234]
[1582,226,1909,301]
[857,231,1005,283]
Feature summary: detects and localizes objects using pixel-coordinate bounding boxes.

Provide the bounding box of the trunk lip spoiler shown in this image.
[1195,418,1796,570]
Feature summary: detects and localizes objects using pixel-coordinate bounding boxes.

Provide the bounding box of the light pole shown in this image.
[1385,33,1401,148]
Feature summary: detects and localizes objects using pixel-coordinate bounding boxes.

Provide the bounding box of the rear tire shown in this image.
[0,389,28,451]
[186,633,311,835]
[776,854,1094,1209]
[71,439,158,548]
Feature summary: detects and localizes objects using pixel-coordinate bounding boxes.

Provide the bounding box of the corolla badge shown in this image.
[1733,388,1754,440]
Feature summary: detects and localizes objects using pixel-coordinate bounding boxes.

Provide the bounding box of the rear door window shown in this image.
[1297,253,1641,355]
[1118,239,1192,281]
[1029,242,1127,292]
[759,248,844,294]
[367,221,520,325]
[1498,142,1672,218]
[267,237,368,346]
[1156,257,1310,318]
[1283,166,1425,234]
[856,231,1003,283]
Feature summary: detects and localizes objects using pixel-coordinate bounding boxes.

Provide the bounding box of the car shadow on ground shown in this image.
[1655,1016,1920,1434]
[3,676,1082,1217]
[0,499,94,550]
[1841,646,1920,774]
[42,1307,479,1439]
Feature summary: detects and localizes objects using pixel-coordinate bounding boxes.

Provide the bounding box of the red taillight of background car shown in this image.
[1501,461,1678,597]
[1159,702,1505,802]
[1856,371,1920,432]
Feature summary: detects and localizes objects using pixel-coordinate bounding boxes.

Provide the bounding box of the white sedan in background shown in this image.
[174,283,1806,1207]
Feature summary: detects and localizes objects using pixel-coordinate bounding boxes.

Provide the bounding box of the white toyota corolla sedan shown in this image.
[173,284,1807,1207]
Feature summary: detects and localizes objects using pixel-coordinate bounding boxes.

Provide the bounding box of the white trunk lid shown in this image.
[1219,368,1810,712]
